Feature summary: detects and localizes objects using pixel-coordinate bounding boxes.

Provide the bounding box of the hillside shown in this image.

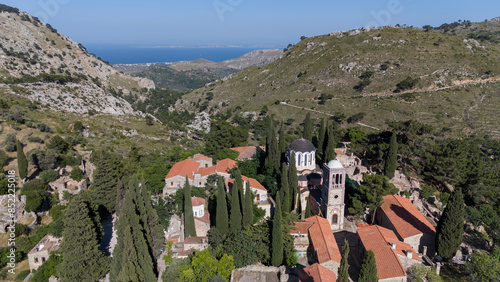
[179,24,500,138]
[114,49,282,92]
[0,6,154,116]
[433,17,500,44]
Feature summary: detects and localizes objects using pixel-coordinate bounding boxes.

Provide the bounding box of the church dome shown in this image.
[289,138,316,153]
[327,160,343,169]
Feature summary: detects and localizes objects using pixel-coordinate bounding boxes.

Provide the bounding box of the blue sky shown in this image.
[2,0,499,48]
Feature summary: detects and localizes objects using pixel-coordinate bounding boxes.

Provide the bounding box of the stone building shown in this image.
[28,234,61,271]
[299,263,337,282]
[192,197,210,237]
[376,195,436,257]
[226,175,274,218]
[304,216,342,276]
[321,160,346,231]
[289,221,314,256]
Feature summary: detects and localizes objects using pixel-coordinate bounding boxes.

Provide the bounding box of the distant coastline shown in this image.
[84,45,267,64]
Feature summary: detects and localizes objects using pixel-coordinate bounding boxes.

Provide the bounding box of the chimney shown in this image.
[406,250,413,259]
[391,242,396,250]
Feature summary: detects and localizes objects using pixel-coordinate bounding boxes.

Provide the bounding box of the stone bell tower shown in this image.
[321,160,346,231]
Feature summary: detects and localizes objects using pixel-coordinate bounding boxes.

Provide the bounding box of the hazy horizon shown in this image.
[1,0,499,48]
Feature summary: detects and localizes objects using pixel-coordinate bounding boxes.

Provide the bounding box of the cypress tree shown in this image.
[271,192,283,267]
[384,132,398,179]
[184,177,197,237]
[280,163,290,213]
[139,178,164,257]
[230,174,242,233]
[304,196,311,218]
[317,118,326,155]
[16,140,28,180]
[337,239,350,282]
[297,192,302,219]
[92,150,121,214]
[303,113,313,141]
[242,181,253,228]
[278,122,287,163]
[57,194,109,281]
[216,179,229,236]
[288,153,298,212]
[436,187,465,261]
[115,225,143,281]
[265,119,280,167]
[358,250,378,282]
[324,123,336,162]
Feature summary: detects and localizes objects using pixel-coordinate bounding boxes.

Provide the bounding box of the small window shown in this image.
[171,182,173,186]
[205,164,208,167]
[332,214,338,224]
[199,182,201,186]
[42,257,46,262]
[34,257,39,263]
[334,195,339,199]
[256,194,260,201]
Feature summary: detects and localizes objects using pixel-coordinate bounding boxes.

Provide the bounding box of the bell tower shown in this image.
[321,160,345,231]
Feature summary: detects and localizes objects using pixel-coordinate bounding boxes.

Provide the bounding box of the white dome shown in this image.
[327,160,343,169]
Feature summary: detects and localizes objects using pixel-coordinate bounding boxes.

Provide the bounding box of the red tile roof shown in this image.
[165,159,201,180]
[226,175,268,192]
[230,146,264,160]
[299,263,337,282]
[194,210,210,224]
[290,221,314,236]
[334,149,347,157]
[191,196,205,206]
[198,166,216,177]
[192,153,212,162]
[305,216,342,264]
[215,158,237,173]
[358,225,421,280]
[380,195,436,238]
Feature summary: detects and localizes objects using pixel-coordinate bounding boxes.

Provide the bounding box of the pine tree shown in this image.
[271,192,283,267]
[92,150,121,214]
[337,239,350,282]
[317,118,326,155]
[304,196,311,218]
[57,194,109,281]
[324,123,336,162]
[184,177,197,237]
[384,132,398,179]
[288,153,298,212]
[242,181,254,228]
[280,163,290,212]
[230,174,242,233]
[216,179,229,236]
[303,113,313,141]
[16,140,28,180]
[358,250,378,282]
[436,187,465,261]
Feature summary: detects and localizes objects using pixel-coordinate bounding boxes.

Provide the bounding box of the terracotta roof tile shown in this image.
[230,146,264,160]
[191,196,206,206]
[165,159,201,180]
[290,221,314,236]
[380,195,436,238]
[192,153,212,162]
[334,149,348,157]
[305,216,342,263]
[358,225,421,280]
[215,158,238,173]
[226,175,268,192]
[195,211,210,224]
[299,263,337,282]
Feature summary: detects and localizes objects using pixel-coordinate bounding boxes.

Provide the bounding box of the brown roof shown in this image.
[334,149,347,157]
[290,221,314,235]
[177,249,195,258]
[192,153,212,162]
[195,210,210,224]
[230,146,263,160]
[299,263,337,282]
[305,216,342,263]
[358,225,421,280]
[165,159,201,180]
[226,175,268,192]
[184,236,208,245]
[191,196,206,206]
[28,234,61,255]
[380,195,436,238]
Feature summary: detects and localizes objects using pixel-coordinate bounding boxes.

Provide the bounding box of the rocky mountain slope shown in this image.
[0,5,154,116]
[433,17,500,44]
[178,23,500,138]
[114,49,282,92]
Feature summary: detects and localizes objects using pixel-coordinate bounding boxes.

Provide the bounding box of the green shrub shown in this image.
[15,270,30,281]
[420,185,436,199]
[0,149,9,167]
[39,170,59,183]
[3,133,16,152]
[49,205,66,221]
[27,136,44,143]
[70,166,84,181]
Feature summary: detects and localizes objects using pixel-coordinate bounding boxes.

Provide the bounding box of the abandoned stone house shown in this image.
[28,234,61,272]
[299,263,337,282]
[230,146,264,161]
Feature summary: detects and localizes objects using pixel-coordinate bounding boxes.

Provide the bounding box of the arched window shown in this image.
[332,214,338,224]
[297,153,302,166]
[256,194,260,201]
[304,154,308,166]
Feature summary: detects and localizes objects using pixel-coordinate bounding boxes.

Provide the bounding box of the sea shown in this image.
[84,45,264,65]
